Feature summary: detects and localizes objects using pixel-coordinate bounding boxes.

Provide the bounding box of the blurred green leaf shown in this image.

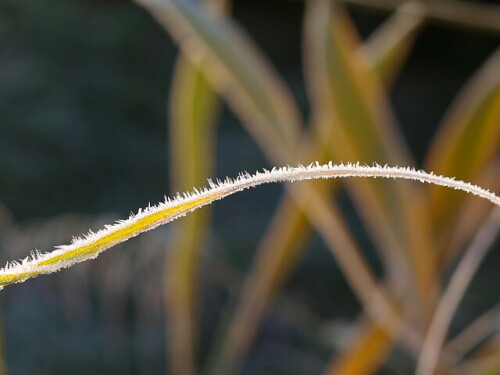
[165,53,221,375]
[415,207,500,375]
[446,304,500,362]
[205,195,311,375]
[137,0,303,162]
[323,315,392,375]
[426,49,500,249]
[361,1,426,88]
[460,335,500,375]
[305,0,437,317]
[445,161,500,265]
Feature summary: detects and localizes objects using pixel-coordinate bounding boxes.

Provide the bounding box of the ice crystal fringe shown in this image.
[1,162,499,289]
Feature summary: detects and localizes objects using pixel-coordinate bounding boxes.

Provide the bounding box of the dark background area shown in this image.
[0,0,498,374]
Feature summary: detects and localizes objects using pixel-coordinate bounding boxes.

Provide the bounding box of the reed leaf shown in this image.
[445,304,500,359]
[425,48,500,248]
[165,53,221,375]
[312,4,428,373]
[445,161,500,265]
[460,335,500,375]
[416,207,500,375]
[323,315,391,375]
[0,312,5,375]
[361,1,426,88]
[136,0,303,163]
[304,0,436,318]
[338,0,500,34]
[205,194,312,375]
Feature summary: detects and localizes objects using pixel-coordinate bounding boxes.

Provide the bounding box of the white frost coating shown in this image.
[0,162,499,287]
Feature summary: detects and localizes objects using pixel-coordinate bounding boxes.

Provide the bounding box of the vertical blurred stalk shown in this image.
[164,6,225,370]
[164,0,232,369]
[425,48,500,253]
[0,310,6,375]
[0,204,13,375]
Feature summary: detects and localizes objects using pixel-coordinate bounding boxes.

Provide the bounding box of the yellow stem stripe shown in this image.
[37,195,218,266]
[0,271,39,285]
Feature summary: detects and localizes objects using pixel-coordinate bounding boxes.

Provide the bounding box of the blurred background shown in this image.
[0,0,499,374]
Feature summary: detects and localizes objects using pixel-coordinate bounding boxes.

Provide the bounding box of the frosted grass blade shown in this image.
[1,163,497,287]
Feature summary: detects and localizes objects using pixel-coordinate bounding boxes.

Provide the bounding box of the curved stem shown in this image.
[0,162,498,288]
